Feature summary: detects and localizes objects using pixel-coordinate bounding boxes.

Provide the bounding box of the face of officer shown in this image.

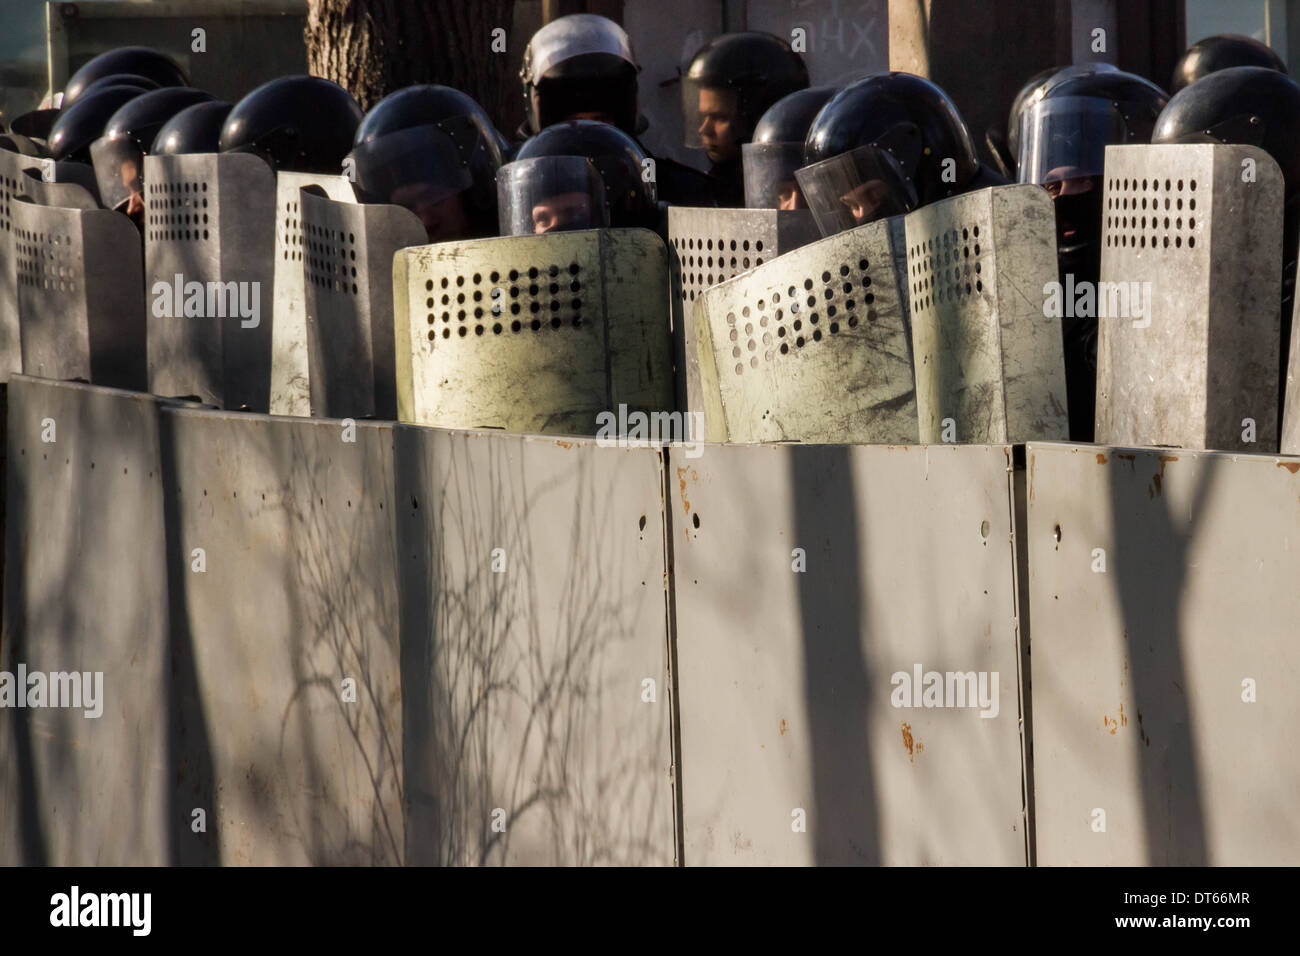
[531,191,593,233]
[391,182,472,243]
[1041,165,1098,244]
[776,179,804,211]
[697,87,740,164]
[119,157,145,227]
[838,179,890,224]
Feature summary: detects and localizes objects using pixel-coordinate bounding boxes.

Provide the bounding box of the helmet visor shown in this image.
[497,155,609,236]
[794,144,917,237]
[352,124,475,207]
[1017,97,1129,186]
[742,141,807,209]
[90,134,144,211]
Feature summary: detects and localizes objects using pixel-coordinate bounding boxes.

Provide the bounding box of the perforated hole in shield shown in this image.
[304,220,359,297]
[423,261,585,339]
[14,227,78,295]
[278,198,305,263]
[1104,175,1198,251]
[671,231,767,306]
[906,225,984,313]
[1,173,17,234]
[146,179,210,243]
[721,256,872,376]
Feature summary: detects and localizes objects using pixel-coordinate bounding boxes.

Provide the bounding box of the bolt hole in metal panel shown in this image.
[905,184,1068,444]
[668,207,820,421]
[671,442,1027,865]
[1026,441,1300,864]
[299,186,424,421]
[12,196,146,389]
[393,228,673,436]
[1097,144,1283,453]
[0,149,43,382]
[145,152,276,411]
[693,214,917,443]
[270,173,357,417]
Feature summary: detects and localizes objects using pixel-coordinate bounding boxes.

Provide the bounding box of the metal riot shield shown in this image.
[17,167,100,210]
[1,148,44,382]
[667,207,820,416]
[11,196,146,388]
[144,152,276,410]
[270,171,356,417]
[905,184,1068,444]
[693,214,916,443]
[393,228,672,435]
[1097,145,1283,452]
[300,186,425,420]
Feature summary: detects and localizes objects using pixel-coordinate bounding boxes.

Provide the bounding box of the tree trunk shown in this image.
[305,0,520,129]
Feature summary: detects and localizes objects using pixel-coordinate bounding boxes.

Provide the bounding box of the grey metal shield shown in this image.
[1096,144,1283,452]
[270,172,357,417]
[300,187,425,420]
[668,207,820,415]
[0,148,44,382]
[144,152,276,410]
[693,214,917,443]
[11,196,146,389]
[905,184,1068,443]
[16,167,100,210]
[394,227,672,435]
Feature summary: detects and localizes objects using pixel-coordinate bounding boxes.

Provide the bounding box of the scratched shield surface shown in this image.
[0,379,172,864]
[395,429,675,865]
[1026,442,1300,864]
[670,442,1028,864]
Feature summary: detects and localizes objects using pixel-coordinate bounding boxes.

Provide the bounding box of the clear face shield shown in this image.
[89,134,144,212]
[794,144,918,237]
[497,155,609,237]
[742,141,807,209]
[1017,96,1130,193]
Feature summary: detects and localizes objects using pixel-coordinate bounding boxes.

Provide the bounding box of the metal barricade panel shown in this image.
[145,153,276,410]
[693,215,917,443]
[668,207,819,416]
[270,173,356,417]
[394,228,672,435]
[395,428,675,864]
[1097,144,1283,452]
[1026,441,1300,864]
[0,150,42,382]
[12,198,146,389]
[300,188,424,420]
[670,442,1027,865]
[905,184,1068,443]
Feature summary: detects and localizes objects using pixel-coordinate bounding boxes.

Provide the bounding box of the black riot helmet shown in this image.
[797,72,980,235]
[48,84,151,163]
[152,100,234,155]
[682,32,810,164]
[1171,34,1287,93]
[62,47,188,108]
[742,86,836,209]
[351,84,503,241]
[219,76,362,174]
[497,156,610,236]
[513,120,657,229]
[90,87,214,210]
[80,73,163,98]
[521,13,641,135]
[1005,63,1118,165]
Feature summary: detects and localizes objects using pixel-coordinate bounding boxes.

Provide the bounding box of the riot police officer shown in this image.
[795,72,1005,236]
[1017,68,1168,441]
[681,32,810,207]
[521,13,714,206]
[741,86,836,209]
[1171,34,1287,92]
[1153,65,1300,422]
[219,76,362,174]
[350,84,503,242]
[511,120,658,232]
[90,86,215,226]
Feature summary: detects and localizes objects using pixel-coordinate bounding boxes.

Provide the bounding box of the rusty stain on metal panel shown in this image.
[1278,460,1300,474]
